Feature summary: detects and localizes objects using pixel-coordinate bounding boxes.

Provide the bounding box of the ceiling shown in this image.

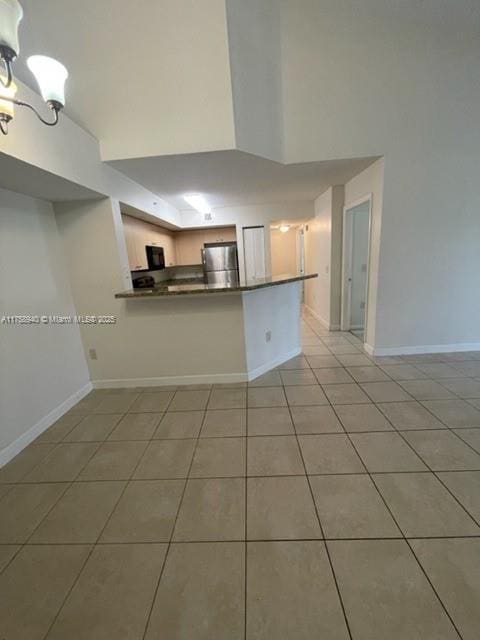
[111,151,378,211]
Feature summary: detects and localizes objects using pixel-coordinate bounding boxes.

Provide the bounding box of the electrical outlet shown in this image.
[265,330,272,343]
[89,348,98,361]
[360,302,366,310]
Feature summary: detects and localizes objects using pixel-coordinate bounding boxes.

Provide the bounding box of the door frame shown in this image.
[341,194,373,337]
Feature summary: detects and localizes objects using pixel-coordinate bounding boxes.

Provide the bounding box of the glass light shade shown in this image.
[0,74,17,117]
[0,0,23,55]
[27,55,68,105]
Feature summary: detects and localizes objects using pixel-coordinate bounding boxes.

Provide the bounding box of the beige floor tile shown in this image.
[328,343,362,355]
[109,412,161,440]
[178,383,212,391]
[154,411,204,439]
[0,444,56,483]
[173,478,245,541]
[467,398,480,410]
[373,473,480,536]
[248,436,304,476]
[68,391,104,413]
[337,354,373,367]
[361,381,413,402]
[190,438,246,477]
[47,544,167,640]
[323,383,371,405]
[169,390,210,411]
[0,544,91,640]
[311,475,400,539]
[31,481,124,543]
[201,409,247,437]
[291,405,344,434]
[399,380,455,400]
[133,440,195,479]
[328,539,459,640]
[335,404,393,432]
[347,366,390,383]
[377,401,445,430]
[299,434,365,474]
[0,545,20,573]
[248,370,282,386]
[79,441,147,481]
[247,476,321,540]
[280,369,318,386]
[454,428,480,453]
[25,443,99,482]
[415,363,465,379]
[101,479,184,542]
[436,471,480,523]
[0,483,67,543]
[213,381,248,389]
[313,367,354,384]
[247,541,350,640]
[145,542,244,640]
[350,432,427,472]
[208,388,247,409]
[93,392,138,414]
[378,364,427,380]
[302,344,331,355]
[285,384,329,406]
[439,378,480,398]
[278,355,311,369]
[412,538,480,640]
[63,413,122,442]
[247,407,294,435]
[422,399,480,427]
[306,354,342,368]
[451,362,480,376]
[35,414,85,443]
[403,430,480,470]
[129,391,175,413]
[248,386,287,408]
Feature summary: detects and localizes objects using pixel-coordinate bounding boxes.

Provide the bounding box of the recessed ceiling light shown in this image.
[279,225,290,233]
[183,194,211,214]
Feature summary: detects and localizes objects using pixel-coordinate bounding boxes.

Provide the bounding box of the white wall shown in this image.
[0,188,90,463]
[271,228,297,276]
[282,1,480,352]
[243,282,302,376]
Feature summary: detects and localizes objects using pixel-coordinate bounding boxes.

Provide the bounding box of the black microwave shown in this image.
[146,245,165,271]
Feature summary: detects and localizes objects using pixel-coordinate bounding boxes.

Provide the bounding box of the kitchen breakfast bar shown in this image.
[110,274,318,386]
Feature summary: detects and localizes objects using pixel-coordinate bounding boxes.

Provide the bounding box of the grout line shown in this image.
[140,384,214,640]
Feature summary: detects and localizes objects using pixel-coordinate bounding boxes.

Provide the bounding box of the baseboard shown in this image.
[368,342,480,357]
[92,372,249,388]
[0,382,93,469]
[303,305,340,331]
[247,347,302,382]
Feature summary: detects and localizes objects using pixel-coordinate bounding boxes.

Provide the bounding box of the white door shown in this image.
[243,226,266,280]
[341,197,372,339]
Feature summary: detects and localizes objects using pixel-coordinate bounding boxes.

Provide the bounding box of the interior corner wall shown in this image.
[0,187,90,463]
[329,185,345,329]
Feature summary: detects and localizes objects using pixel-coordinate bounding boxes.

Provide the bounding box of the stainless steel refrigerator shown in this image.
[202,242,239,286]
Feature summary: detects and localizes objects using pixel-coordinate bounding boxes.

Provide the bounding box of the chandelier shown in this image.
[0,0,68,135]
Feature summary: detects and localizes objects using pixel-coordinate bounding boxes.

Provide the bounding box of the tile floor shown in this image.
[1,311,480,638]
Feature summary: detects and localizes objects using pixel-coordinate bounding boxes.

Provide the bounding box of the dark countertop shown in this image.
[115,273,318,299]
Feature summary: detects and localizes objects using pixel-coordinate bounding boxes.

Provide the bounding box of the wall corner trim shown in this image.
[0,382,93,469]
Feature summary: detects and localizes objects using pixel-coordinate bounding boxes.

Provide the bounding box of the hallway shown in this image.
[0,312,479,639]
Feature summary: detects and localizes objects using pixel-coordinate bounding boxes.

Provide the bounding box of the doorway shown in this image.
[341,196,372,341]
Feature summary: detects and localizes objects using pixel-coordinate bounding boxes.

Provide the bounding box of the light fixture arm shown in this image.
[0,94,62,132]
[0,46,15,88]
